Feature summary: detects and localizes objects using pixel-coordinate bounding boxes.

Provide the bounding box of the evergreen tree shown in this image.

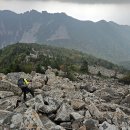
[80,60,89,73]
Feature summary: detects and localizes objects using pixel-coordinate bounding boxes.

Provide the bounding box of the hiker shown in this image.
[17,78,34,101]
[45,75,48,85]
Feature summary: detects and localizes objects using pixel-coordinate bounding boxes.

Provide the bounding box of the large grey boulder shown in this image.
[85,110,92,119]
[71,99,85,110]
[9,113,23,129]
[32,73,47,87]
[14,103,28,113]
[31,81,43,89]
[38,96,61,114]
[70,112,84,121]
[80,84,97,93]
[43,88,65,100]
[0,96,19,111]
[83,119,99,130]
[26,94,61,114]
[0,91,14,99]
[21,108,48,130]
[6,72,31,84]
[0,80,21,95]
[60,122,72,130]
[25,94,44,110]
[40,114,65,130]
[99,121,119,130]
[120,94,130,108]
[87,102,104,122]
[72,120,82,130]
[55,103,74,122]
[51,125,65,130]
[83,90,104,104]
[112,108,130,128]
[0,110,13,125]
[65,90,83,100]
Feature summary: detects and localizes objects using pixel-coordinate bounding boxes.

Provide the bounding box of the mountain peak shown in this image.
[97,20,108,24]
[0,10,17,15]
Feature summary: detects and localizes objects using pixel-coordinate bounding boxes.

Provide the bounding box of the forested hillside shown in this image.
[0,43,122,75]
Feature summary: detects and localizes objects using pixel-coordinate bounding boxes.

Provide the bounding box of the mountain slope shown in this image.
[0,10,130,64]
[0,43,123,74]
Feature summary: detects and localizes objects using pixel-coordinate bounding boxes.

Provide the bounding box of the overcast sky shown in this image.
[0,0,130,25]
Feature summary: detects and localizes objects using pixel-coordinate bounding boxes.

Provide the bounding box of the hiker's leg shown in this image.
[45,76,48,85]
[22,88,27,101]
[23,91,27,101]
[15,100,21,108]
[26,87,34,97]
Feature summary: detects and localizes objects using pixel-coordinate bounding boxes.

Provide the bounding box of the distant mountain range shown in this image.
[0,10,130,67]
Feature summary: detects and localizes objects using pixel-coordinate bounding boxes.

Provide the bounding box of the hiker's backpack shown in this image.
[17,78,25,87]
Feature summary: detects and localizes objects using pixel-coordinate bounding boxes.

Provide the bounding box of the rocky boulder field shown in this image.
[0,67,130,130]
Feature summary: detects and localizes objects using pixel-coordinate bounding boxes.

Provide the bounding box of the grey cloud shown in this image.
[21,0,130,4]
